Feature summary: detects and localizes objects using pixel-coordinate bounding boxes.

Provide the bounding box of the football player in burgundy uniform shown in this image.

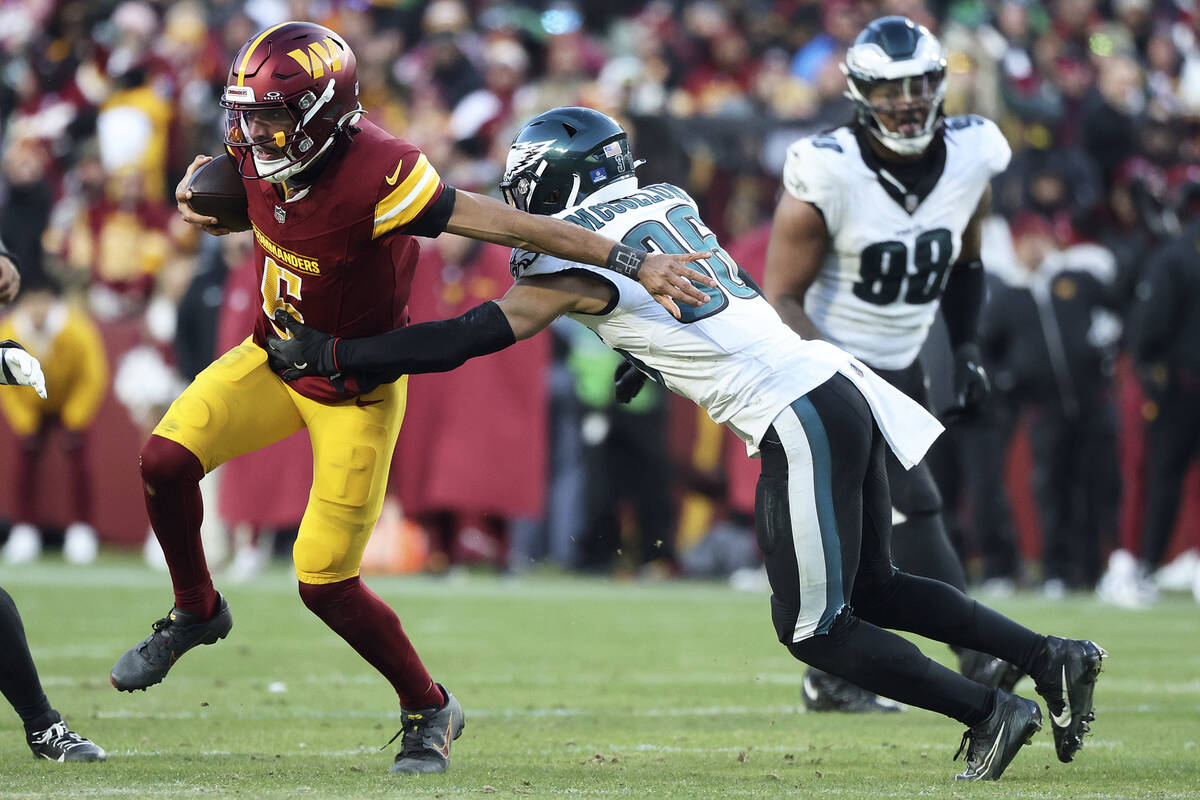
[108,21,713,777]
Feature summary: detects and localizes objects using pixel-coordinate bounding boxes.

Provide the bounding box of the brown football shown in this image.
[186,154,251,232]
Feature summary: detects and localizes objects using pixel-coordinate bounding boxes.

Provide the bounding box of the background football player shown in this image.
[107,21,714,777]
[0,244,105,762]
[763,16,1018,709]
[267,105,1106,782]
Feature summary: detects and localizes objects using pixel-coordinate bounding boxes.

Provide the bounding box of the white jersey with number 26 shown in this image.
[508,179,943,465]
[782,116,1011,370]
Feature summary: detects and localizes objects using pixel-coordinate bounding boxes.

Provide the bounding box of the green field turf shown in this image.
[0,554,1197,799]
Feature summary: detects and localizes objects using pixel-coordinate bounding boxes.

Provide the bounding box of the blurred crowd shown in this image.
[1,0,1198,605]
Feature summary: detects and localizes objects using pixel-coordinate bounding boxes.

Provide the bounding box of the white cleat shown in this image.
[63,522,100,565]
[1096,549,1157,609]
[3,523,42,564]
[1154,548,1199,593]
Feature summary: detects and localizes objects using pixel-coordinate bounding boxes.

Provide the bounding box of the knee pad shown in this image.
[784,607,859,660]
[140,435,204,490]
[293,505,375,584]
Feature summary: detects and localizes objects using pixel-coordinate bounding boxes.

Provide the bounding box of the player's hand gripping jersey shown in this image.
[244,118,450,401]
[782,116,1010,369]
[509,181,942,464]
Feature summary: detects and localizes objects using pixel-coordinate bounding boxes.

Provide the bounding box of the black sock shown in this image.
[788,611,996,726]
[0,587,57,732]
[856,571,1047,675]
[1026,637,1059,683]
[890,513,1015,669]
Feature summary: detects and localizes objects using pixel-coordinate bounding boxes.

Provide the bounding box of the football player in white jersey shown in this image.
[764,16,1019,708]
[267,106,1105,781]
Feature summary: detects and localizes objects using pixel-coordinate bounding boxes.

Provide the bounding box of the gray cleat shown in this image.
[110,594,233,691]
[389,685,465,775]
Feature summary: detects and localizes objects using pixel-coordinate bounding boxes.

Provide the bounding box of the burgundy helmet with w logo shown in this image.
[220,21,362,182]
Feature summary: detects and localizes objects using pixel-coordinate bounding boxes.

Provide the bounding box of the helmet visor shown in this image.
[224,106,301,162]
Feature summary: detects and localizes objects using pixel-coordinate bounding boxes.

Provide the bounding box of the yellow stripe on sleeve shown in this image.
[372,155,442,238]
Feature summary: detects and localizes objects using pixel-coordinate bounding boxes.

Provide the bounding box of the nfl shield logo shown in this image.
[904,194,918,213]
[274,205,286,224]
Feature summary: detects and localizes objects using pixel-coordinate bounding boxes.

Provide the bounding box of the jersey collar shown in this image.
[854,126,946,215]
[564,176,640,212]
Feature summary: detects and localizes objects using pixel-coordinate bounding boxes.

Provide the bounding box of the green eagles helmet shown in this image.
[499,106,640,215]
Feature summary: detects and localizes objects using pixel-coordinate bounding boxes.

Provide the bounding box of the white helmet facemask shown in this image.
[842,21,948,156]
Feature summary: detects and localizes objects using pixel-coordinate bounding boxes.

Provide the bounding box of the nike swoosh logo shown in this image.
[1049,665,1072,728]
[355,397,384,407]
[385,160,404,186]
[978,720,1006,775]
[802,677,820,703]
[438,716,453,758]
[292,361,308,370]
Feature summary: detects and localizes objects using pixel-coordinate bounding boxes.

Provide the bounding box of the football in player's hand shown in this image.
[186,154,251,232]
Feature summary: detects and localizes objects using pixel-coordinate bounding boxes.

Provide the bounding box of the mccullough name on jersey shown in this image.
[783,115,1011,370]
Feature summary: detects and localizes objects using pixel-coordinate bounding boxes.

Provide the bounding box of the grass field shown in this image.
[1,555,1197,799]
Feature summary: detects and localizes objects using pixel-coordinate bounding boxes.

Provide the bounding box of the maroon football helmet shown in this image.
[220,21,362,183]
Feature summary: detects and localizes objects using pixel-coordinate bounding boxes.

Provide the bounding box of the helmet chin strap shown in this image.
[258,135,335,184]
[563,174,582,210]
[870,126,935,156]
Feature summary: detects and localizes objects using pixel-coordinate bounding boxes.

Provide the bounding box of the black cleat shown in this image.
[960,649,1024,693]
[110,594,233,692]
[1033,637,1107,763]
[953,690,1042,781]
[28,720,107,762]
[802,667,904,713]
[389,685,465,775]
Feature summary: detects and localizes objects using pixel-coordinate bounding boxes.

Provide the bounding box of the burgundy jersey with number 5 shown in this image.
[241,118,448,401]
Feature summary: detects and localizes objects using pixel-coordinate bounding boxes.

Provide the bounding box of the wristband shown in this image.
[606,243,646,279]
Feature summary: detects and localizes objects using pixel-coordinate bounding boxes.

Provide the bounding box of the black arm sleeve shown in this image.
[336,300,516,377]
[403,186,457,239]
[941,259,985,349]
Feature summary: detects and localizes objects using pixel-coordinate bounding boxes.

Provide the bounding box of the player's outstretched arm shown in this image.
[176,155,232,236]
[764,193,830,341]
[443,190,715,320]
[266,272,611,381]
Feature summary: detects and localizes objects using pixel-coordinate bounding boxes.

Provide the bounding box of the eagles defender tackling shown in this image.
[765,16,1023,710]
[269,105,1107,781]
[107,21,713,777]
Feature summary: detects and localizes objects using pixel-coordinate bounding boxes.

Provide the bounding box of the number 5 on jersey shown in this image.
[262,257,303,336]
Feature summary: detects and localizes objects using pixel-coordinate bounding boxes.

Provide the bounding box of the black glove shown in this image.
[265,309,340,381]
[614,359,648,404]
[946,342,990,420]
